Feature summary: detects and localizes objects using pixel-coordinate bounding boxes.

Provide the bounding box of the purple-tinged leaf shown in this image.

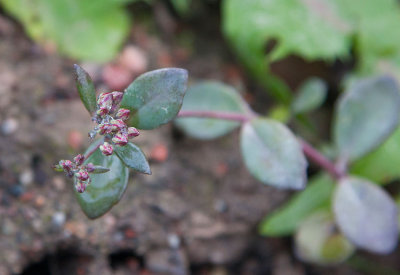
[120,68,188,130]
[114,142,151,175]
[240,118,307,189]
[74,64,97,115]
[334,76,400,161]
[334,177,399,253]
[75,142,129,219]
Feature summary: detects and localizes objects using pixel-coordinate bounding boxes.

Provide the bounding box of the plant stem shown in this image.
[84,137,104,160]
[177,110,250,122]
[299,139,344,180]
[177,110,344,180]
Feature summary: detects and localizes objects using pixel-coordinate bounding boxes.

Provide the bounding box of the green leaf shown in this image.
[333,177,399,253]
[223,0,350,62]
[170,0,191,16]
[90,166,110,174]
[222,0,349,102]
[76,142,129,219]
[74,64,97,114]
[120,68,188,130]
[334,76,400,161]
[295,210,355,264]
[114,142,151,175]
[175,81,246,140]
[240,118,307,189]
[292,78,327,114]
[222,0,400,98]
[268,105,291,123]
[339,0,400,73]
[259,173,334,236]
[351,126,400,184]
[0,0,131,61]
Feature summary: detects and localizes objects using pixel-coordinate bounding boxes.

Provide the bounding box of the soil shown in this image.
[0,1,399,275]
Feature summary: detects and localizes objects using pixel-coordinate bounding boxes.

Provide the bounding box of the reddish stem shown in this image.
[177,110,250,122]
[299,139,344,179]
[84,137,104,160]
[177,110,344,180]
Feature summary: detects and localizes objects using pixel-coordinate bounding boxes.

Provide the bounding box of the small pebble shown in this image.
[52,211,66,227]
[53,176,66,191]
[19,169,34,186]
[124,228,136,239]
[34,195,45,207]
[19,191,34,202]
[214,199,228,213]
[215,162,228,177]
[113,231,124,242]
[1,118,19,135]
[118,45,148,74]
[104,215,116,231]
[167,233,180,249]
[150,144,168,162]
[8,184,24,197]
[68,130,83,151]
[102,63,133,91]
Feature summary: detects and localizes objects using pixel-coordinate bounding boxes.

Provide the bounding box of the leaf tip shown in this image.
[73,64,83,75]
[144,167,152,175]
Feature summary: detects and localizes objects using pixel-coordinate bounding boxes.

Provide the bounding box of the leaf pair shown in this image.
[74,65,188,218]
[331,76,400,254]
[261,76,400,259]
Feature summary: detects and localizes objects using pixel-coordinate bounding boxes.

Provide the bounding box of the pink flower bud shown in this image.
[97,92,113,107]
[116,108,130,121]
[75,181,87,193]
[110,105,118,114]
[98,123,113,135]
[112,91,124,104]
[73,154,85,166]
[86,163,95,173]
[100,142,114,156]
[96,106,109,116]
[75,169,89,181]
[127,127,140,138]
[112,132,128,146]
[59,160,73,171]
[110,119,126,132]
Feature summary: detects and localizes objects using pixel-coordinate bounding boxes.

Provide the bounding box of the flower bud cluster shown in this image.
[90,91,140,156]
[54,91,138,193]
[54,154,95,193]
